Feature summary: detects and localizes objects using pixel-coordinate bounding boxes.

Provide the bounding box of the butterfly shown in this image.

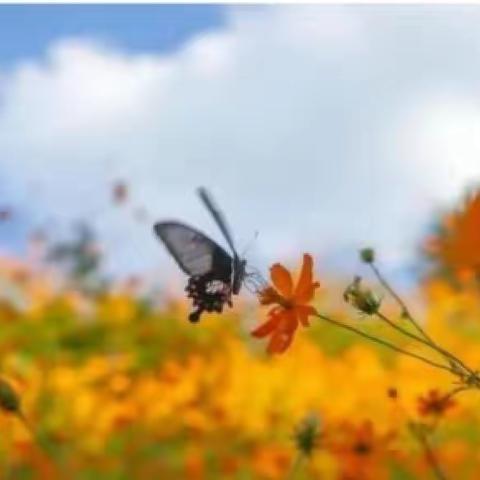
[153,187,247,323]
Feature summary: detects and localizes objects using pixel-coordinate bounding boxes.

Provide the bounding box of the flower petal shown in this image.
[294,254,319,303]
[297,283,320,305]
[295,305,317,327]
[267,328,294,354]
[251,310,281,338]
[267,310,298,354]
[270,263,293,297]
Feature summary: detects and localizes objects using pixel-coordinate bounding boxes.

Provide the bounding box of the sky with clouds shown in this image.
[1,5,480,285]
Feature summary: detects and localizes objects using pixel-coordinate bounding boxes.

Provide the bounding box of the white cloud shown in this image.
[394,93,480,201]
[2,5,480,282]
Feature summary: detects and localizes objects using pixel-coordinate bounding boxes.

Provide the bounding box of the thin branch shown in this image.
[369,263,478,379]
[15,411,62,478]
[314,313,454,374]
[369,263,432,341]
[442,385,471,403]
[409,423,448,480]
[286,453,304,480]
[422,438,447,480]
[375,311,440,350]
[375,312,475,378]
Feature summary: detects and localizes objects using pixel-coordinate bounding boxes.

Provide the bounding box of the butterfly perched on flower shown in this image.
[153,188,247,323]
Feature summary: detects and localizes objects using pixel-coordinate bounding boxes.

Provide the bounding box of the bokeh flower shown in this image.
[329,420,396,480]
[112,181,128,205]
[417,389,456,418]
[428,190,480,274]
[387,387,398,400]
[0,184,480,477]
[252,254,319,354]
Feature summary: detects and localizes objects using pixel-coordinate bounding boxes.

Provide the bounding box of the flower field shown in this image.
[2,193,480,479]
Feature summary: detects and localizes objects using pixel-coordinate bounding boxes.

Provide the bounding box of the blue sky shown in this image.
[2,5,480,286]
[0,4,225,255]
[0,5,224,66]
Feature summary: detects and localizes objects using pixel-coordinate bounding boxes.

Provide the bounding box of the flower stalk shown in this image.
[409,421,448,480]
[314,312,454,373]
[361,254,480,385]
[252,244,480,479]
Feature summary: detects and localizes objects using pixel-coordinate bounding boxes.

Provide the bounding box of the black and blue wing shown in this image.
[153,221,232,281]
[197,187,237,255]
[197,187,246,294]
[154,189,247,323]
[153,221,234,322]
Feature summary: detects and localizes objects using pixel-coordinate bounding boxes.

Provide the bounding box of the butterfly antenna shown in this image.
[197,187,237,254]
[244,266,269,294]
[241,230,259,257]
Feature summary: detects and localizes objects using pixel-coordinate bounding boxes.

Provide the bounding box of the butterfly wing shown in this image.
[154,221,235,322]
[197,187,247,292]
[197,187,237,255]
[153,221,232,282]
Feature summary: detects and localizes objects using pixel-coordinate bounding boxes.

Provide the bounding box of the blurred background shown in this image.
[2,4,480,479]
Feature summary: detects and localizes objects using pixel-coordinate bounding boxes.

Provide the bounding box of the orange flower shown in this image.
[252,254,319,354]
[430,190,480,273]
[417,389,456,418]
[329,420,396,480]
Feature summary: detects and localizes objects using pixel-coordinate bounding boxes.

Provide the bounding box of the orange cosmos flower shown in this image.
[252,254,319,354]
[417,389,456,418]
[430,190,480,273]
[329,420,396,480]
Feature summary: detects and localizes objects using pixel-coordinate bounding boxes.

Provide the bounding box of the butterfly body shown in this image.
[153,189,246,322]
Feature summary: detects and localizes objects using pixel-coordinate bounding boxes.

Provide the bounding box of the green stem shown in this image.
[442,385,471,403]
[368,263,428,335]
[375,312,474,377]
[369,263,478,380]
[286,453,304,480]
[16,411,62,477]
[409,423,447,480]
[314,313,454,374]
[375,311,441,351]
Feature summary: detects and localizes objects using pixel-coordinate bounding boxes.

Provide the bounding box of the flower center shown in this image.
[353,442,371,455]
[277,297,294,309]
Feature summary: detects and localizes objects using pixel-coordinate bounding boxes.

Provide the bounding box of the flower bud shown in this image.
[344,276,381,315]
[360,248,375,264]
